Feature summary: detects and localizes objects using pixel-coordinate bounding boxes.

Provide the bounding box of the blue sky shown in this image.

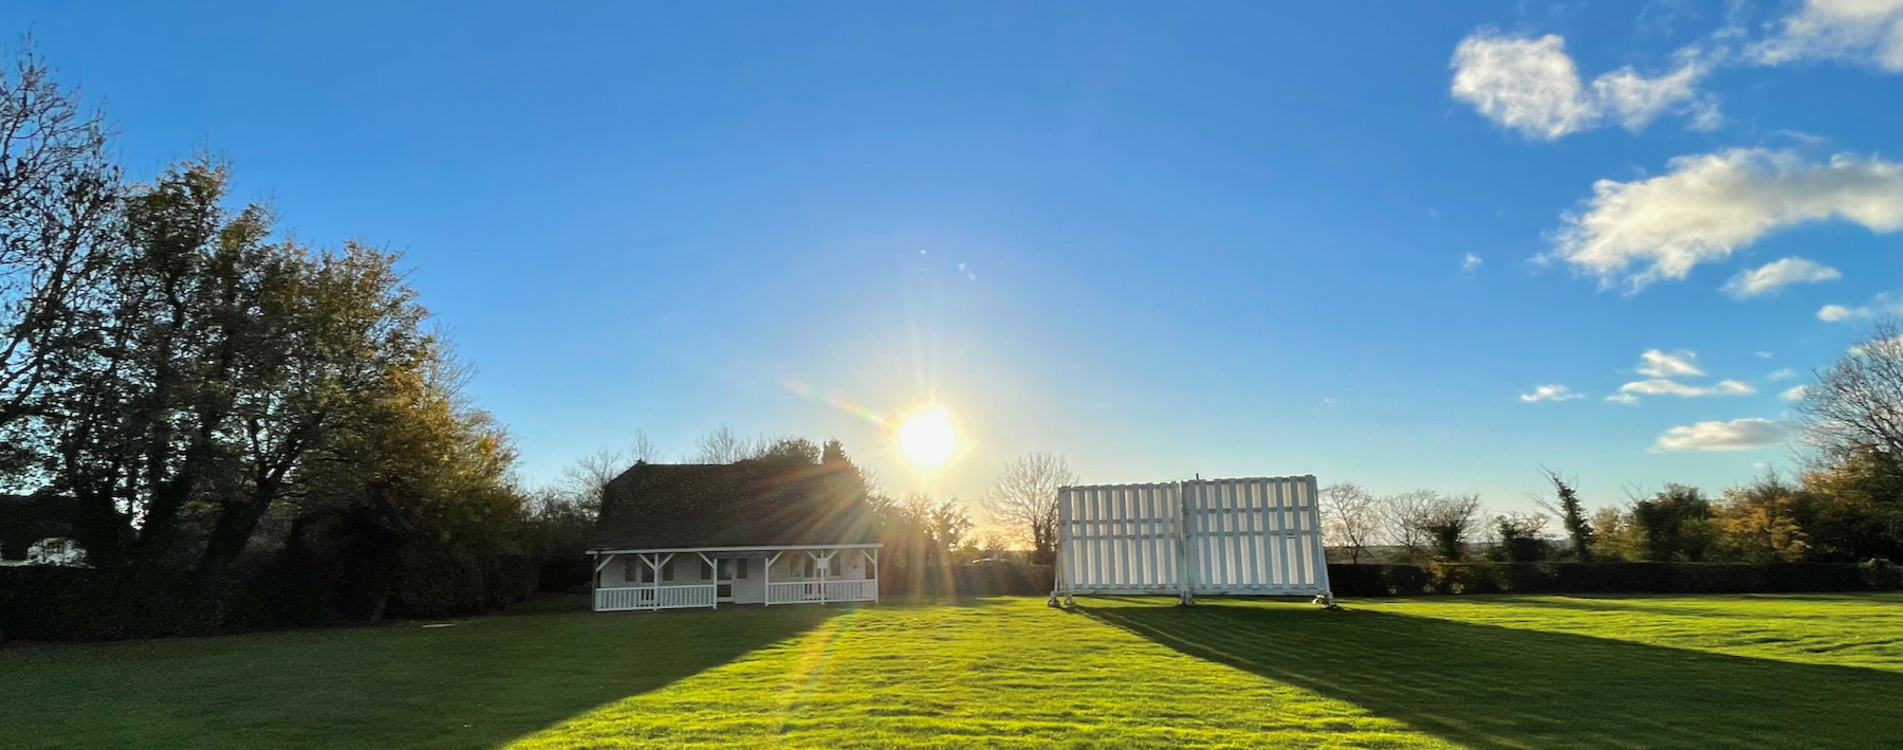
[8,1,1902,517]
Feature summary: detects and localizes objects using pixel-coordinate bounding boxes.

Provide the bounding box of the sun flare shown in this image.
[898,408,957,466]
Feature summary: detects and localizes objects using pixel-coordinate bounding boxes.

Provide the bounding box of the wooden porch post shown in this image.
[764,551,784,606]
[697,552,719,610]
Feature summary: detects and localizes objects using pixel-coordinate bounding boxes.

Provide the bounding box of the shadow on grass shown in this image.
[0,603,841,750]
[1086,602,1903,750]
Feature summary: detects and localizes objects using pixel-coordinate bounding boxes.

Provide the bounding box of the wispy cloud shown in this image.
[1653,418,1792,452]
[1618,378,1756,397]
[1546,149,1903,292]
[1818,290,1903,322]
[1721,257,1841,299]
[1780,384,1810,401]
[1450,32,1717,140]
[1520,384,1584,402]
[1462,253,1484,271]
[1614,349,1754,402]
[1768,368,1797,381]
[1638,349,1704,378]
[1750,0,1903,72]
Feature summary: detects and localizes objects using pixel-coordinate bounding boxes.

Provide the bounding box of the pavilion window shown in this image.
[662,560,674,582]
[700,559,714,580]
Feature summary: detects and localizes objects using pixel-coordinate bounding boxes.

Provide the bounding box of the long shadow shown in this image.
[0,598,841,750]
[1086,601,1903,750]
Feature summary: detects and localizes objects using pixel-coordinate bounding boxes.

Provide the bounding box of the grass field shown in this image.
[3,593,1900,749]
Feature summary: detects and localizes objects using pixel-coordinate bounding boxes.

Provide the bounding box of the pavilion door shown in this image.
[715,558,742,602]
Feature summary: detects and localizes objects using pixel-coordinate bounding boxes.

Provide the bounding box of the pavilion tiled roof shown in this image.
[589,460,879,550]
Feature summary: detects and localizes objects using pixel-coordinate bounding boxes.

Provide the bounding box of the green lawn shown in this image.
[3,593,1900,749]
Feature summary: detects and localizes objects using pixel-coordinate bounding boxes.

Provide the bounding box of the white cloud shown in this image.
[1768,368,1797,381]
[1547,149,1903,292]
[1757,351,1775,359]
[1520,384,1584,402]
[1462,253,1484,271]
[1638,349,1704,378]
[1606,392,1641,405]
[1817,290,1903,322]
[1721,257,1842,299]
[1751,0,1903,72]
[1653,418,1792,452]
[1618,378,1756,397]
[1780,384,1811,401]
[1450,32,1717,140]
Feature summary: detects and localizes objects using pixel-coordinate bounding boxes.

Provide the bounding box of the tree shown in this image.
[755,437,821,465]
[1376,490,1439,562]
[1796,452,1903,562]
[1320,482,1380,563]
[1417,493,1483,562]
[1715,471,1810,563]
[1630,484,1717,562]
[1799,320,1903,464]
[1487,513,1552,562]
[693,425,755,463]
[0,40,122,469]
[980,452,1075,565]
[1588,506,1641,561]
[1534,469,1594,561]
[1794,323,1903,561]
[868,492,971,567]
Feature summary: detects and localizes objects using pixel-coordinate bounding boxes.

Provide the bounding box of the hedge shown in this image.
[879,564,1054,597]
[0,551,538,642]
[872,561,1903,599]
[1325,560,1903,597]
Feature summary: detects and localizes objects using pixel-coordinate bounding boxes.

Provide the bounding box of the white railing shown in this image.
[595,584,717,611]
[824,579,877,602]
[766,579,878,605]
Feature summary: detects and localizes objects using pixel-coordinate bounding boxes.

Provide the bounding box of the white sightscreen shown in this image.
[1056,476,1331,599]
[1059,482,1181,595]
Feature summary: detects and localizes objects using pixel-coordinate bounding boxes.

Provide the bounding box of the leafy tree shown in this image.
[1630,484,1717,562]
[1714,472,1811,563]
[1535,469,1594,561]
[1417,493,1483,562]
[1487,513,1552,563]
[755,437,822,465]
[1796,451,1903,562]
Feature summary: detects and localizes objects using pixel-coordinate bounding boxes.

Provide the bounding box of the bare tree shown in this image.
[1376,490,1438,561]
[694,425,762,463]
[0,40,122,447]
[1321,482,1380,564]
[630,429,659,463]
[1800,320,1903,463]
[558,447,631,512]
[981,452,1076,565]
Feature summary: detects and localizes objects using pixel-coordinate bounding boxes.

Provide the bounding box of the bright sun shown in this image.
[898,408,957,466]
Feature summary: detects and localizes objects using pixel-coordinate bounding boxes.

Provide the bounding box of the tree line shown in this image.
[1323,323,1903,568]
[0,43,528,630]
